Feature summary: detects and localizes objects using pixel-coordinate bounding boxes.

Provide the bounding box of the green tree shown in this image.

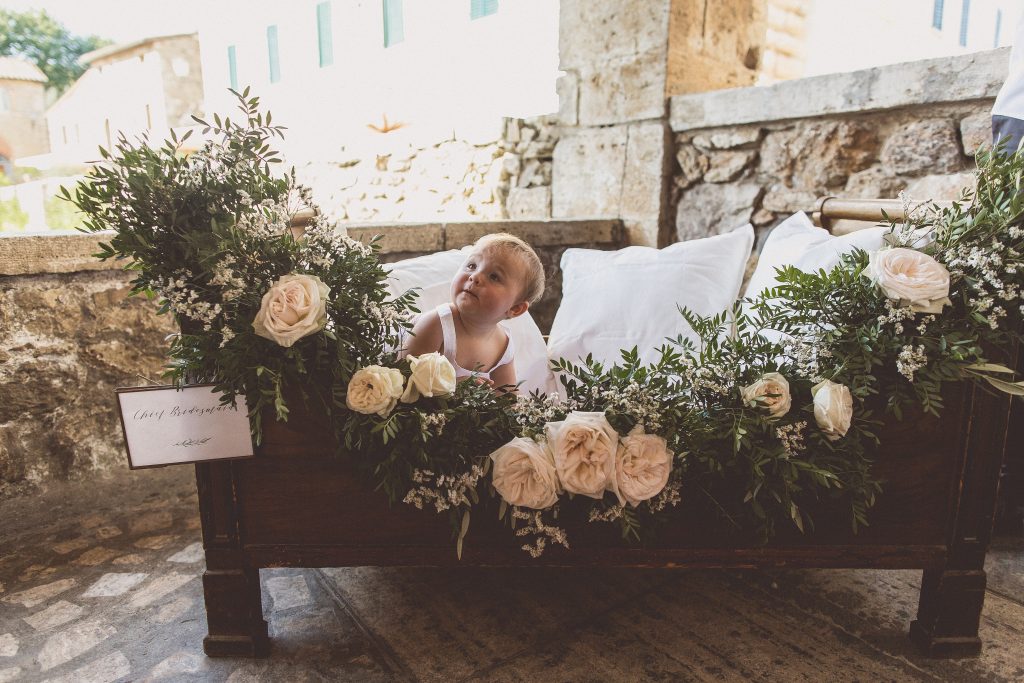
[0,9,112,94]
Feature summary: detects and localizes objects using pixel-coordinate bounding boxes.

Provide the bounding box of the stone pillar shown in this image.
[553,0,766,247]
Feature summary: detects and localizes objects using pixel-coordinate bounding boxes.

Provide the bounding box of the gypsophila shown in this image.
[512,508,569,558]
[419,412,448,436]
[897,344,928,382]
[646,474,682,513]
[403,465,486,513]
[775,421,808,456]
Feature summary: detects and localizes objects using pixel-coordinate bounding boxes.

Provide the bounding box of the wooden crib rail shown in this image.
[814,196,957,234]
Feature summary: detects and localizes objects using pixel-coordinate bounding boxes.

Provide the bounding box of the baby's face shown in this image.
[451,247,527,322]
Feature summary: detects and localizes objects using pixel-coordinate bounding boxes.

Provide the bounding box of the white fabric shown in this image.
[742,212,887,302]
[436,303,514,379]
[384,249,557,395]
[547,224,755,370]
[993,12,1024,120]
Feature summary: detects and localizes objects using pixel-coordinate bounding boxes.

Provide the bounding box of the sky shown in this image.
[0,0,206,43]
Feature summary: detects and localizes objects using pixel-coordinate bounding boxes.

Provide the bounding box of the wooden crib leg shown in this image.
[202,564,269,657]
[909,568,986,656]
[196,461,270,657]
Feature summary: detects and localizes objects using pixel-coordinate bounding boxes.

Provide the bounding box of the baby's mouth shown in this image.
[461,289,478,299]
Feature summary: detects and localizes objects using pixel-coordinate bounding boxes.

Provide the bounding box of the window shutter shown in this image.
[317,2,334,67]
[470,0,498,20]
[267,25,281,83]
[383,0,405,47]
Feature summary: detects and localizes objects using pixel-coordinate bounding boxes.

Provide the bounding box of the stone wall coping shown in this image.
[0,219,624,276]
[670,48,1009,133]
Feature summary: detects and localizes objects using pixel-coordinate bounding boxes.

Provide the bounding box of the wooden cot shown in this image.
[195,199,1011,658]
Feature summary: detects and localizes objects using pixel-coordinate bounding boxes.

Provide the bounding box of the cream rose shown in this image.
[400,352,457,403]
[545,411,620,500]
[346,365,405,417]
[740,372,792,419]
[866,248,951,313]
[615,432,673,508]
[490,437,561,509]
[252,273,330,347]
[812,379,854,441]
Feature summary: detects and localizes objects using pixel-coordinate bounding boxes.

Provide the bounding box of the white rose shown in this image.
[545,411,620,501]
[400,352,457,403]
[615,432,673,508]
[252,273,330,347]
[346,365,405,417]
[740,372,792,419]
[811,379,854,441]
[866,248,951,313]
[490,437,561,509]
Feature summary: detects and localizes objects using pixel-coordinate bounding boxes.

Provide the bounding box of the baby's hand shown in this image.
[471,376,495,388]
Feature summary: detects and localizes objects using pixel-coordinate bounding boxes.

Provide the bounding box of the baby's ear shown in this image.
[506,301,529,319]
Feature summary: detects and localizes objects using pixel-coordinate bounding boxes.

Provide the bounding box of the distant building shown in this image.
[0,56,49,176]
[45,33,204,162]
[761,0,1021,84]
[195,0,559,161]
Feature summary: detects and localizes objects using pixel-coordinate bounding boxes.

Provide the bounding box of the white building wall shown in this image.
[801,0,1021,77]
[196,0,560,162]
[46,51,169,159]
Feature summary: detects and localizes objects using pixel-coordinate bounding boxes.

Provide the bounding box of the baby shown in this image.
[403,233,545,390]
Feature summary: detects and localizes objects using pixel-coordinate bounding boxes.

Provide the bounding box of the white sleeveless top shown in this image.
[436,303,514,380]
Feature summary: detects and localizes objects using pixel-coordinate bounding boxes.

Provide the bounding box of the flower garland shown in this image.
[70,92,1024,557]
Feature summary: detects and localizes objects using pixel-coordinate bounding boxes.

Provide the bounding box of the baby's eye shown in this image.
[489,273,501,282]
[465,262,476,270]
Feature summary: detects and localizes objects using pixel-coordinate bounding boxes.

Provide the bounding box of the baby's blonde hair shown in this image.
[474,233,546,304]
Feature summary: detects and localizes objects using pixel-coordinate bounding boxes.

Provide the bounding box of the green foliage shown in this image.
[44,191,82,231]
[0,9,112,93]
[0,195,28,232]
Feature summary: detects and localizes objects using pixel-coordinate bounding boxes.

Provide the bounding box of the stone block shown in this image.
[675,144,709,190]
[761,185,817,213]
[905,173,977,202]
[559,0,671,70]
[692,128,762,150]
[552,126,629,218]
[844,167,906,199]
[704,150,757,183]
[881,120,962,176]
[578,48,667,126]
[676,182,762,241]
[506,187,552,220]
[556,72,579,127]
[761,121,878,189]
[670,48,1008,133]
[621,121,670,246]
[960,111,992,156]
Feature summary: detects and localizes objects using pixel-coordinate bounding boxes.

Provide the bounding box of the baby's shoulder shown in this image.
[404,308,444,354]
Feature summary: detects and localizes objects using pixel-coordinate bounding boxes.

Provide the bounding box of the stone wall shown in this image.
[669,49,1008,245]
[0,219,623,494]
[0,78,49,160]
[295,116,558,224]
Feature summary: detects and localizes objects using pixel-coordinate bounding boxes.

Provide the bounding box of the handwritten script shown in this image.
[171,437,213,448]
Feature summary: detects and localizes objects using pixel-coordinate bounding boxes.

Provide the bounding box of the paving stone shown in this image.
[127,573,194,609]
[0,634,16,657]
[144,651,208,681]
[130,511,173,534]
[18,564,57,583]
[45,650,131,683]
[266,574,313,612]
[166,542,203,564]
[0,667,22,683]
[37,618,116,671]
[93,526,122,540]
[73,547,119,566]
[2,578,76,608]
[112,554,146,566]
[78,514,106,529]
[52,538,90,555]
[83,572,149,598]
[134,535,176,550]
[23,600,84,631]
[151,596,194,625]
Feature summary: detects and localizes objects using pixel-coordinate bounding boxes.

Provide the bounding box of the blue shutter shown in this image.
[470,0,498,20]
[267,25,281,83]
[383,0,405,47]
[932,0,944,29]
[317,2,334,67]
[959,0,970,46]
[227,45,238,90]
[994,9,1003,48]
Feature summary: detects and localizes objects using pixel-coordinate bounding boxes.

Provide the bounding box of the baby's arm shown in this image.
[489,360,517,393]
[402,310,444,357]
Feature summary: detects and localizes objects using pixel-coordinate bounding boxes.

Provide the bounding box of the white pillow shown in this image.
[547,224,755,370]
[742,211,888,302]
[384,249,557,396]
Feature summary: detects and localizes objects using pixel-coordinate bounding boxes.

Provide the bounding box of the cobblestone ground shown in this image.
[0,466,1021,682]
